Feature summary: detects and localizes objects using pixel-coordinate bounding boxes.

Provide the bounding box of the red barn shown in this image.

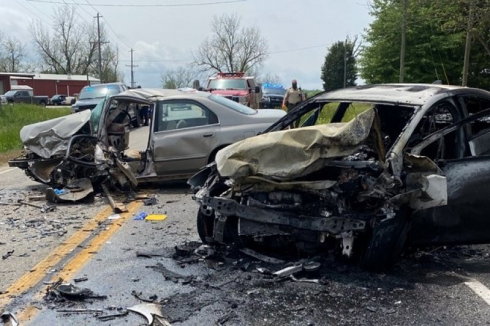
[0,72,100,97]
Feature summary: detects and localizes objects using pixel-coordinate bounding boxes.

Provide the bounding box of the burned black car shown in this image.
[189,84,490,270]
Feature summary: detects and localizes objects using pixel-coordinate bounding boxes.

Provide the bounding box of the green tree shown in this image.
[321,40,357,91]
[360,0,467,85]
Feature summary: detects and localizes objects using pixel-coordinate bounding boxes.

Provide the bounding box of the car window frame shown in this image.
[153,99,219,134]
[411,107,490,158]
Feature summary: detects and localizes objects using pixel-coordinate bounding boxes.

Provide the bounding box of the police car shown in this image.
[259,83,286,109]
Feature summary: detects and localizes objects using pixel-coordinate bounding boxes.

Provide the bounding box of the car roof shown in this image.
[115,88,212,101]
[313,84,490,106]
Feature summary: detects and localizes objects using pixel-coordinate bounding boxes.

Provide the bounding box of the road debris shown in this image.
[134,212,148,220]
[239,248,285,264]
[96,310,129,321]
[107,214,121,220]
[0,311,18,326]
[2,250,14,260]
[46,279,107,301]
[56,308,104,314]
[148,263,195,284]
[73,277,88,283]
[127,303,171,326]
[143,197,158,206]
[145,214,167,221]
[272,264,303,277]
[101,184,128,213]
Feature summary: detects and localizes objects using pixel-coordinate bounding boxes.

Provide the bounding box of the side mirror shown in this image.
[14,93,20,97]
[71,98,76,105]
[254,86,260,93]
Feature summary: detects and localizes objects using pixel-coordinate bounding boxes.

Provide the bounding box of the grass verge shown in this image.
[0,104,71,154]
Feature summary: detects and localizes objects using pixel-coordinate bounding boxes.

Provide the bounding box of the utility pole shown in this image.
[399,0,408,83]
[343,38,347,88]
[93,13,109,83]
[126,49,138,88]
[462,0,475,86]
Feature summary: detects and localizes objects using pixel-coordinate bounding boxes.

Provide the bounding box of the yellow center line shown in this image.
[0,200,142,323]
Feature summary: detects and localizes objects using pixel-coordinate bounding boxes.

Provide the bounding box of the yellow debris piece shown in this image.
[145,214,167,221]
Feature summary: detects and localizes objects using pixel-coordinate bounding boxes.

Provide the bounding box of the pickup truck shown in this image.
[0,90,49,106]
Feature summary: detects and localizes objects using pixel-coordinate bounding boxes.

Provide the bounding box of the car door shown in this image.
[16,91,29,103]
[409,96,490,246]
[150,99,220,176]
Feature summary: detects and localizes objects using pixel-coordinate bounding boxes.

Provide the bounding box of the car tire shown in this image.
[40,101,46,107]
[359,211,410,272]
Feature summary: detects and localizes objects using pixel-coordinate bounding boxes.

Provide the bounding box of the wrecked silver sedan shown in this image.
[190,84,490,270]
[8,88,285,202]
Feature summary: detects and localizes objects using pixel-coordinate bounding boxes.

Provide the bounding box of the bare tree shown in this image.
[161,66,195,89]
[257,73,282,85]
[193,14,268,74]
[0,32,31,72]
[30,4,119,80]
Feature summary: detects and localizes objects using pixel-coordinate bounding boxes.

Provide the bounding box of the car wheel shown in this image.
[359,210,410,272]
[40,101,46,107]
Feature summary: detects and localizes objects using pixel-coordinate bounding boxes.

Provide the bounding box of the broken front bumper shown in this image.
[201,196,367,235]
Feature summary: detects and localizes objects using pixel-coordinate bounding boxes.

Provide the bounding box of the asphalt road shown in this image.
[1,126,490,325]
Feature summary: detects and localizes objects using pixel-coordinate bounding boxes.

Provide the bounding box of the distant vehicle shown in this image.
[8,88,286,202]
[260,83,286,109]
[50,94,67,106]
[0,90,49,107]
[71,82,141,127]
[203,72,262,109]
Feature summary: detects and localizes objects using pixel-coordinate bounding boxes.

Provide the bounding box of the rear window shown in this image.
[209,94,257,115]
[80,85,121,100]
[208,79,247,90]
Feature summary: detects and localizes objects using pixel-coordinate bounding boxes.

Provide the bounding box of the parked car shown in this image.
[0,90,49,106]
[189,83,490,271]
[260,83,286,108]
[50,94,67,105]
[71,83,142,128]
[8,88,285,202]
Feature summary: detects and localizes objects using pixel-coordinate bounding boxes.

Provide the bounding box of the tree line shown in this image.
[2,5,121,83]
[322,0,490,91]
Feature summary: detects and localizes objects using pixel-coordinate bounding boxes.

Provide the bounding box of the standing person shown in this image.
[136,85,149,126]
[282,79,305,128]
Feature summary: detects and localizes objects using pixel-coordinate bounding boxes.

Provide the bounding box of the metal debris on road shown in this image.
[273,264,303,278]
[239,248,285,264]
[2,250,14,260]
[143,197,158,206]
[73,277,88,283]
[127,303,171,326]
[101,184,128,213]
[0,311,19,326]
[96,310,129,321]
[46,279,107,301]
[56,308,104,314]
[107,214,121,220]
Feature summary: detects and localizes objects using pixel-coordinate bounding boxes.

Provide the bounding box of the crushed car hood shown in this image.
[20,110,91,159]
[216,108,375,181]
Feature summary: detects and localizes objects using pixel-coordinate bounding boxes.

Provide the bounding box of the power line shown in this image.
[119,43,334,63]
[23,0,52,20]
[17,0,50,23]
[268,43,332,54]
[26,0,247,7]
[84,0,132,49]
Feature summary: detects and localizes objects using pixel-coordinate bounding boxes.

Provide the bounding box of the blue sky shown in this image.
[1,0,373,89]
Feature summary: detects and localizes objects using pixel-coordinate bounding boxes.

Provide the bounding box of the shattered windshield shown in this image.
[90,99,105,133]
[208,79,247,90]
[80,85,121,100]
